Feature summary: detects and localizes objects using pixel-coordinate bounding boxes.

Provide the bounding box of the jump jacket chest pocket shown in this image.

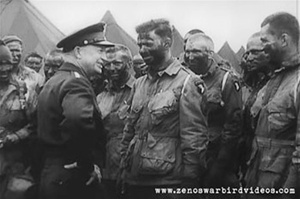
[138,135,177,175]
[206,89,223,114]
[117,103,130,120]
[147,89,179,125]
[8,96,23,111]
[267,100,294,132]
[257,146,293,188]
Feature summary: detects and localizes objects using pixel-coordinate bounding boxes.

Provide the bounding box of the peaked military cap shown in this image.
[57,22,114,52]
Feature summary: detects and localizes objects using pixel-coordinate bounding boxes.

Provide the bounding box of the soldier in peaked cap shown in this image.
[37,22,114,199]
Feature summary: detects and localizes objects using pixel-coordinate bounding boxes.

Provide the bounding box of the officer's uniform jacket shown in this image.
[245,54,300,190]
[38,62,104,172]
[201,60,243,170]
[97,75,135,180]
[120,58,208,186]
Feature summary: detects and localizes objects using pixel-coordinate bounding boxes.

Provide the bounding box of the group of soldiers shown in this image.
[0,10,299,199]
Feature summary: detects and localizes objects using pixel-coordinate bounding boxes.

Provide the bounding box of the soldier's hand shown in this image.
[292,148,300,164]
[64,162,78,169]
[4,134,19,144]
[64,162,102,185]
[86,164,102,186]
[116,168,126,195]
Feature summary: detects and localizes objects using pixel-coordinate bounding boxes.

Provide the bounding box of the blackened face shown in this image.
[44,55,63,80]
[6,41,22,67]
[25,56,43,72]
[241,36,271,73]
[133,63,148,78]
[185,40,210,75]
[0,62,13,83]
[103,51,129,83]
[137,30,166,68]
[260,24,282,67]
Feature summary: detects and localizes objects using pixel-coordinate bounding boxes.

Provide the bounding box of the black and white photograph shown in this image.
[0,0,299,198]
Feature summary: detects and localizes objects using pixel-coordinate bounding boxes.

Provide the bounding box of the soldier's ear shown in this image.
[163,38,172,49]
[74,46,82,59]
[280,33,289,48]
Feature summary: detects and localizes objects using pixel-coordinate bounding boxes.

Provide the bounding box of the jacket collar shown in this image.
[146,58,181,79]
[59,62,89,79]
[200,58,217,78]
[106,74,135,92]
[274,53,300,74]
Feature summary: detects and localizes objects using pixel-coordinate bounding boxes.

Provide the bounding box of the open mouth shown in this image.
[142,56,153,63]
[0,74,9,79]
[110,74,119,78]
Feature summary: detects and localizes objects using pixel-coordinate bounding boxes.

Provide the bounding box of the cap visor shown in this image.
[93,40,115,47]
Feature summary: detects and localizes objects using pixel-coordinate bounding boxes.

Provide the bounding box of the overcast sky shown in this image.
[31,0,298,52]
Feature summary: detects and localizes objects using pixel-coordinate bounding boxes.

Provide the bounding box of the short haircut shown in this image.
[261,12,299,47]
[45,49,64,66]
[187,29,204,35]
[187,33,215,52]
[136,18,173,43]
[107,44,132,63]
[46,49,63,57]
[246,32,263,50]
[25,52,43,63]
[184,29,205,41]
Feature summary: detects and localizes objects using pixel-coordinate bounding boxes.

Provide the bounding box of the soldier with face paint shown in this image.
[185,33,243,198]
[132,54,148,78]
[96,44,135,199]
[2,35,41,101]
[0,40,36,199]
[120,19,208,199]
[244,12,300,199]
[44,49,64,81]
[239,32,273,183]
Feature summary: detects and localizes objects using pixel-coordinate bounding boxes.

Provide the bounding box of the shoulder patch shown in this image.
[74,71,81,78]
[233,81,241,91]
[193,76,206,94]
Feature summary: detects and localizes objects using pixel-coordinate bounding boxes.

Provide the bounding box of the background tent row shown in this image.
[0,0,64,56]
[1,0,243,74]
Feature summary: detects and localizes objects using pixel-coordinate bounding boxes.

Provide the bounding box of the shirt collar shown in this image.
[146,58,181,79]
[200,58,217,78]
[274,53,300,74]
[125,75,135,88]
[106,74,135,91]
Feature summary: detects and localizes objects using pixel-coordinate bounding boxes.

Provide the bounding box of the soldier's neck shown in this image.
[111,72,130,90]
[148,55,173,77]
[11,65,20,75]
[0,82,9,91]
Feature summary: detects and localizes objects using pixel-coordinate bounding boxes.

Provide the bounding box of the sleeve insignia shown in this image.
[234,81,241,91]
[74,72,81,78]
[193,79,205,94]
